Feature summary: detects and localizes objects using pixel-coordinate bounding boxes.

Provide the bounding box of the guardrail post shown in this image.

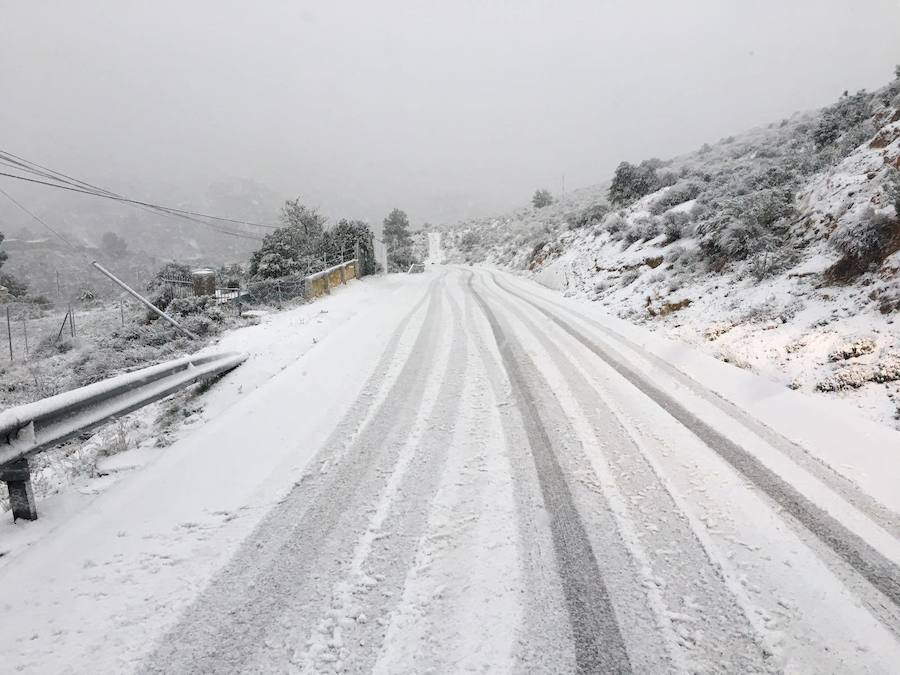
[1,458,38,522]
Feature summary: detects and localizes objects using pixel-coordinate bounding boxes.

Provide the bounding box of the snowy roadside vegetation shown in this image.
[443,67,900,429]
[0,285,266,513]
[0,196,400,514]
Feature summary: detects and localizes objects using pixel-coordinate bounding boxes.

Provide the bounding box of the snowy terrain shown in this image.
[0,266,898,673]
[442,75,900,431]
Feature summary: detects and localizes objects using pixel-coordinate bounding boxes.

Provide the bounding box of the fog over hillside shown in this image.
[2,1,899,243]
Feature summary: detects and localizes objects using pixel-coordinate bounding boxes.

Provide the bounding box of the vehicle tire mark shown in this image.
[468,274,633,675]
[487,273,900,610]
[139,282,445,674]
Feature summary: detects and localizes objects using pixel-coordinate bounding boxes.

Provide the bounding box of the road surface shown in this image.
[2,267,899,673]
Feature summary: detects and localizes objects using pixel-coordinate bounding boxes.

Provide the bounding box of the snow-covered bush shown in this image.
[458,230,482,251]
[609,159,670,206]
[568,201,610,229]
[532,189,554,209]
[816,355,900,391]
[829,337,877,362]
[662,210,694,243]
[601,212,627,236]
[619,268,640,286]
[697,188,794,262]
[623,216,661,245]
[887,168,900,216]
[829,207,897,265]
[648,180,702,215]
[811,90,872,150]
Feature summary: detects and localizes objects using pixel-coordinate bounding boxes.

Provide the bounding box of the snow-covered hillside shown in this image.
[444,70,900,430]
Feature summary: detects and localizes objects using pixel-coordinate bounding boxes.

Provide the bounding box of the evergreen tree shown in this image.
[382,209,419,271]
[532,189,554,208]
[383,208,412,250]
[249,199,327,278]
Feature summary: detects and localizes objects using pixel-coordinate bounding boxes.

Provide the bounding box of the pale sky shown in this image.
[2,0,899,229]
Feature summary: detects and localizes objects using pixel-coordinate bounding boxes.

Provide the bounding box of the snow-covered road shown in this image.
[2,267,899,673]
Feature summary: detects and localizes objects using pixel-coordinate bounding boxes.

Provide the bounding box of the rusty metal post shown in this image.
[6,306,11,361]
[1,457,37,521]
[22,311,28,358]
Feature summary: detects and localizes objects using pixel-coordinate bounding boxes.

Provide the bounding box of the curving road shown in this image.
[135,267,900,674]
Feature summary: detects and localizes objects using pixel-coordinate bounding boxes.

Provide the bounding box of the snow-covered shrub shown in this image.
[568,202,610,229]
[648,180,702,215]
[609,159,668,206]
[829,207,896,264]
[619,268,641,286]
[593,279,613,295]
[601,212,627,236]
[887,168,900,216]
[829,337,877,362]
[624,216,661,245]
[166,295,224,320]
[458,230,482,251]
[697,188,794,262]
[532,189,554,209]
[811,90,872,150]
[748,165,796,191]
[662,210,694,243]
[749,248,790,281]
[816,355,900,391]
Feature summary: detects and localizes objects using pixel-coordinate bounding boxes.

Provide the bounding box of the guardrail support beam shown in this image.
[1,458,37,522]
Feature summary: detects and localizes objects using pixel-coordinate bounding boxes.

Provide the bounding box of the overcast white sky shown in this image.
[2,0,899,228]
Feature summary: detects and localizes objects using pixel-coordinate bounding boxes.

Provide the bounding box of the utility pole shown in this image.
[90,261,198,340]
[562,173,566,197]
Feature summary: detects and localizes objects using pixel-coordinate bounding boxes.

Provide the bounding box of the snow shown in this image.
[1,263,898,672]
[495,270,900,515]
[440,86,900,432]
[0,274,432,673]
[487,278,900,671]
[425,231,444,264]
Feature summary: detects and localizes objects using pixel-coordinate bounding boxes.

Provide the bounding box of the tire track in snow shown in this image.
[468,275,633,674]
[290,284,468,673]
[459,273,578,672]
[479,276,774,673]
[371,274,523,674]
[492,272,900,541]
[140,281,446,674]
[487,274,900,612]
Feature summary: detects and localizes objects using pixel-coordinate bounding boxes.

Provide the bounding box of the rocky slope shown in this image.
[442,69,900,429]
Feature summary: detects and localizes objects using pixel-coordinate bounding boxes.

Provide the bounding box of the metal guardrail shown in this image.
[0,351,248,521]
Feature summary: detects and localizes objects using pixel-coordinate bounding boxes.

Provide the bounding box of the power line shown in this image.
[0,149,281,231]
[0,185,79,251]
[0,170,264,241]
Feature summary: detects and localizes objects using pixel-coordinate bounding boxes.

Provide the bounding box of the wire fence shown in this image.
[2,298,135,362]
[2,246,368,364]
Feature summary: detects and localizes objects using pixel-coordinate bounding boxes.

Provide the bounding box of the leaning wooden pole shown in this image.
[90,261,198,340]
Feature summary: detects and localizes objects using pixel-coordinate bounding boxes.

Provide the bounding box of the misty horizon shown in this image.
[2,1,899,232]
